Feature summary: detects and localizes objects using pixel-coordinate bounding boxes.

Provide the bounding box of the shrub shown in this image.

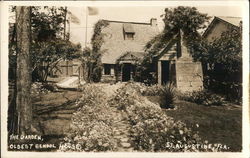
[126,103,205,152]
[59,105,117,152]
[182,90,225,106]
[59,84,117,152]
[138,82,176,109]
[161,82,176,109]
[31,82,58,94]
[76,84,106,108]
[141,84,163,96]
[109,82,140,110]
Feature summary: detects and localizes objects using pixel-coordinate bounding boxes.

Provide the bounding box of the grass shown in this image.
[148,96,242,152]
[31,89,83,151]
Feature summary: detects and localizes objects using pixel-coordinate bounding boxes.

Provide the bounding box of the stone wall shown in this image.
[175,60,203,92]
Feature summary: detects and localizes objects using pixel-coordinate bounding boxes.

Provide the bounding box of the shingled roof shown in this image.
[217,16,242,27]
[100,19,159,64]
[203,16,242,38]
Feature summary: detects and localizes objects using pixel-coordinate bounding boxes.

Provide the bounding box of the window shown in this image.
[125,33,134,40]
[123,23,135,40]
[104,64,111,75]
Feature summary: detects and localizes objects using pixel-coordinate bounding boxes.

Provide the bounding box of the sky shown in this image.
[68,5,243,48]
[8,4,243,48]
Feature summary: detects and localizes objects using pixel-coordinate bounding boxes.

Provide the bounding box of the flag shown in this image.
[87,7,98,16]
[68,11,80,24]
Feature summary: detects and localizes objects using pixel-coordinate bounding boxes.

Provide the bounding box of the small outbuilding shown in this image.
[156,30,203,92]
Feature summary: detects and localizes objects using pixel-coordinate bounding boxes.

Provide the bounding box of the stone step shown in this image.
[113,135,124,139]
[121,142,131,148]
[117,147,134,152]
[120,138,129,142]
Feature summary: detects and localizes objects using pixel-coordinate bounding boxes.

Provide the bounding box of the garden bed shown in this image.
[27,82,242,152]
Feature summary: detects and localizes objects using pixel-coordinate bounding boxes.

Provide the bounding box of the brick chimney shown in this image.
[150,18,157,26]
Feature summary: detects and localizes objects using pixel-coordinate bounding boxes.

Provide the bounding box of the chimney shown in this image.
[150,18,157,27]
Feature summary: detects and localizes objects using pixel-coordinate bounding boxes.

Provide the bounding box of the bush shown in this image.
[137,82,176,109]
[59,105,117,152]
[208,80,242,104]
[139,84,162,96]
[109,82,141,110]
[127,103,205,152]
[59,84,117,152]
[182,90,225,106]
[76,84,106,108]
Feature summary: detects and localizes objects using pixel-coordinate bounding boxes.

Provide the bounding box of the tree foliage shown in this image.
[82,20,109,83]
[145,7,210,53]
[91,20,109,54]
[31,40,81,81]
[191,24,242,101]
[9,6,81,82]
[31,7,66,41]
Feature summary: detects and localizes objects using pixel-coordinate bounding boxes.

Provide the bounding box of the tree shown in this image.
[8,6,81,134]
[9,7,82,82]
[81,20,109,83]
[191,25,242,101]
[30,7,80,82]
[15,6,32,135]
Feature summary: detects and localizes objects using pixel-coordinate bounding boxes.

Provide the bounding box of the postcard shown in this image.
[1,1,249,158]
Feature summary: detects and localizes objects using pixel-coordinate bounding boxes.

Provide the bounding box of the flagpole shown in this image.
[68,15,70,41]
[85,7,88,48]
[64,7,67,40]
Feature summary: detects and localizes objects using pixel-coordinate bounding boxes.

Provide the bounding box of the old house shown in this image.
[203,16,242,42]
[156,30,203,92]
[201,16,242,90]
[100,18,159,82]
[202,16,242,72]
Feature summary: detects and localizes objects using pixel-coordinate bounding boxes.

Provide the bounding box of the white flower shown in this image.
[179,130,184,135]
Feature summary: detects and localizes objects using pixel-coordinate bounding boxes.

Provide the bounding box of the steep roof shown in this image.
[217,16,242,27]
[203,16,242,38]
[100,19,159,64]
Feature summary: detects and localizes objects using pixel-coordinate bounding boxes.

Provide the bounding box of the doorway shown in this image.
[122,64,131,82]
[161,61,170,85]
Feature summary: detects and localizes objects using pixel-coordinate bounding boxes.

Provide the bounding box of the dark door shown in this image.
[122,64,131,82]
[161,61,170,85]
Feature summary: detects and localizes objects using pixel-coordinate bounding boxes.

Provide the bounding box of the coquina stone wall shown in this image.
[175,60,203,92]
